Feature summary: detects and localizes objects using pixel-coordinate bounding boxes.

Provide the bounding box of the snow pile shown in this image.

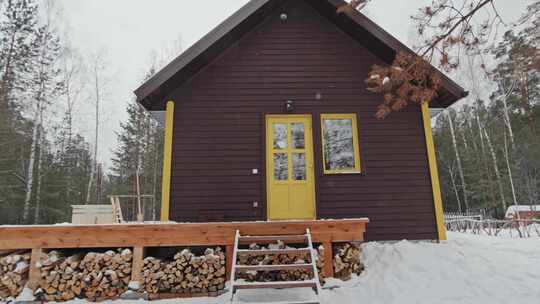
[14,287,34,302]
[321,232,540,304]
[25,232,540,304]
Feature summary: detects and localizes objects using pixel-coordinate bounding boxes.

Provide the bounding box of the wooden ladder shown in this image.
[110,196,123,223]
[230,228,322,304]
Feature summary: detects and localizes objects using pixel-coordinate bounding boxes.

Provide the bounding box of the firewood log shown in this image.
[140,247,226,295]
[0,251,31,300]
[37,248,131,302]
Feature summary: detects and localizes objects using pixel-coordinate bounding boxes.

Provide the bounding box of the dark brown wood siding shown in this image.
[167,0,437,241]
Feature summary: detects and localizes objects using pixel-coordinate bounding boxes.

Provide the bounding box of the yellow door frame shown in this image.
[421,102,447,241]
[265,114,316,220]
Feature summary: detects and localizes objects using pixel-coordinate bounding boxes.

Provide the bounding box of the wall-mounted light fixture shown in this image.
[280,13,288,21]
[285,100,294,112]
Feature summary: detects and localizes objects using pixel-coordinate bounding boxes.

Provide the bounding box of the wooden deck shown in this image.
[0,219,368,290]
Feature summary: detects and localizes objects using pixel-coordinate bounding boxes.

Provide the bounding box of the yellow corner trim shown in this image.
[161,101,175,222]
[421,102,447,241]
[320,113,361,174]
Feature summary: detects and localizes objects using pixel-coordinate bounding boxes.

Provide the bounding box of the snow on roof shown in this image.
[505,205,540,217]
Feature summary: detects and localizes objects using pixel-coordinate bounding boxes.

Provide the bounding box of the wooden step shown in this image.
[235,263,314,272]
[233,280,318,290]
[238,235,308,244]
[237,248,311,256]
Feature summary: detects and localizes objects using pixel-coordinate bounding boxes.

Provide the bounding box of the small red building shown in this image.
[135,0,467,241]
[505,205,540,220]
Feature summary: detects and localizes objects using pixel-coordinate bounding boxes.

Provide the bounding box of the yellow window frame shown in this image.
[321,113,361,174]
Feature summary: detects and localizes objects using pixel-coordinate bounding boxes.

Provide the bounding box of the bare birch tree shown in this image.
[85,52,106,205]
[33,123,44,224]
[503,132,518,208]
[445,111,468,212]
[482,127,507,212]
[22,98,41,222]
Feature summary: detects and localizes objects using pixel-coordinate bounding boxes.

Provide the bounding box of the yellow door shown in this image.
[266,115,316,220]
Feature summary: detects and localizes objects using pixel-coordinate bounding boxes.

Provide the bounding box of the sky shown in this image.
[55,0,529,168]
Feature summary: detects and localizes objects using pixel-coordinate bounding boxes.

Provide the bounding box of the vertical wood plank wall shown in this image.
[167,0,438,241]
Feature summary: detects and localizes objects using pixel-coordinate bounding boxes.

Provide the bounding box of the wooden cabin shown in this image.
[135,0,467,242]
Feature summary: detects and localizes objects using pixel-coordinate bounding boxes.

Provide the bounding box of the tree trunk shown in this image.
[483,127,507,213]
[447,163,463,213]
[22,100,41,223]
[519,72,535,134]
[86,58,101,205]
[503,132,518,209]
[446,111,469,212]
[33,126,44,224]
[499,79,516,148]
[475,108,496,211]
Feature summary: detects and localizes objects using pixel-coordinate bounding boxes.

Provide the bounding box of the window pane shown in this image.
[291,123,305,149]
[292,153,306,180]
[273,123,287,149]
[323,118,356,171]
[273,153,288,180]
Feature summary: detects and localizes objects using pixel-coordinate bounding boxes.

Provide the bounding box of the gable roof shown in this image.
[135,0,468,111]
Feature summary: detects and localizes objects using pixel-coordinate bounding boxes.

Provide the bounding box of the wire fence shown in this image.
[445,218,540,238]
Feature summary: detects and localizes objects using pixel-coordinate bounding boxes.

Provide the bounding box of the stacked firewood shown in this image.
[237,241,318,283]
[140,247,226,294]
[333,243,364,280]
[236,242,364,283]
[38,249,132,302]
[0,251,30,300]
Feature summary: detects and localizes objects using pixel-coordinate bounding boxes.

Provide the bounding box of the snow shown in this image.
[5,232,539,304]
[128,281,140,291]
[14,287,34,302]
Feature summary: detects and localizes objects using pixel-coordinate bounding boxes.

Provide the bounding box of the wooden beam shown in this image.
[421,102,447,241]
[28,248,42,291]
[322,241,334,278]
[131,246,145,284]
[225,245,234,280]
[0,219,368,250]
[160,101,175,222]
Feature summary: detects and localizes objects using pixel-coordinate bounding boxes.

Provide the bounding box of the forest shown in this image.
[0,0,163,224]
[0,0,538,224]
[434,23,539,218]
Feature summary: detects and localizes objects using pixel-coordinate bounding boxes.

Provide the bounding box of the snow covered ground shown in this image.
[7,232,540,304]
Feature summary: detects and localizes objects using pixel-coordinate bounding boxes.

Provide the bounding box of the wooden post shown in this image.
[28,248,42,290]
[131,246,145,283]
[322,241,334,278]
[225,245,234,280]
[160,101,175,222]
[421,102,447,241]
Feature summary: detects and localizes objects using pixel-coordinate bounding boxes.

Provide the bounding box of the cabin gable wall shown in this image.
[167,0,437,241]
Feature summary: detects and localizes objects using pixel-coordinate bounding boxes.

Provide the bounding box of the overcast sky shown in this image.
[55,0,528,167]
